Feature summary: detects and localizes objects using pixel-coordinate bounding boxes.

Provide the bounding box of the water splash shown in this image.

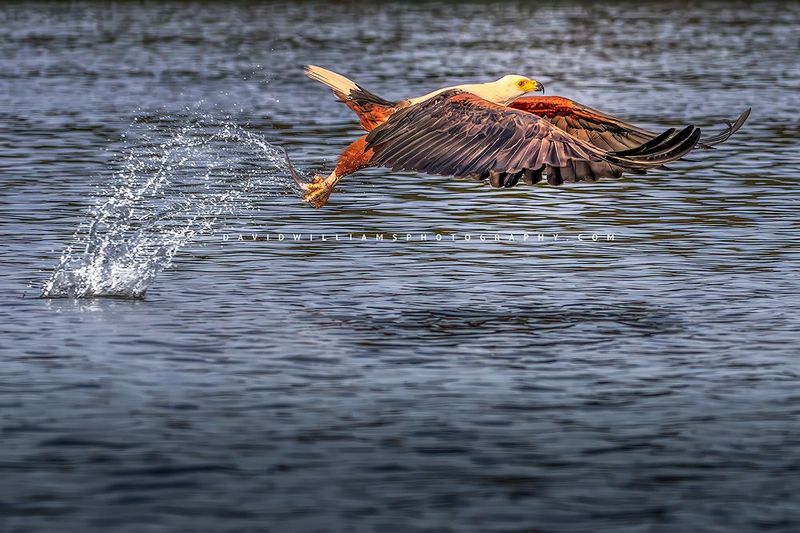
[41,116,294,299]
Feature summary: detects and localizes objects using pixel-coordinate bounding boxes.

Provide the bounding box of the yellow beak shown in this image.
[525,79,545,93]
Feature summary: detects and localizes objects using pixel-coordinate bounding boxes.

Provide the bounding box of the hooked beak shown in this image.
[533,80,545,94]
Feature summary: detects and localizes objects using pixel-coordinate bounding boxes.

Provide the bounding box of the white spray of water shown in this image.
[41,117,295,299]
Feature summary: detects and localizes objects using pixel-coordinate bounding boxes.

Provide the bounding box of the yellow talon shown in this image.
[301,174,335,208]
[281,148,338,208]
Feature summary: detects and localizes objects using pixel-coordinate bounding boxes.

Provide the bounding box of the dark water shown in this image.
[2,1,800,531]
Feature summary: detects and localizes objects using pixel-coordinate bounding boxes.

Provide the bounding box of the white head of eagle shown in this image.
[408,74,544,107]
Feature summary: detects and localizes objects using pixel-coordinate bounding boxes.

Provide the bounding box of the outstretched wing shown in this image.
[364,90,700,187]
[509,96,750,151]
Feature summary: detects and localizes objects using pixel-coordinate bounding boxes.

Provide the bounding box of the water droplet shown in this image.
[41,116,297,299]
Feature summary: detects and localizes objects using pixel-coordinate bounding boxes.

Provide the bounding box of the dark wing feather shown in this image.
[509,96,749,150]
[364,90,700,187]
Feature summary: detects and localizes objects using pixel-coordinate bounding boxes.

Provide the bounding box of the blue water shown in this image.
[1,1,799,531]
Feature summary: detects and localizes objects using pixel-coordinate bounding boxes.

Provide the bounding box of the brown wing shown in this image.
[509,96,750,151]
[364,90,701,187]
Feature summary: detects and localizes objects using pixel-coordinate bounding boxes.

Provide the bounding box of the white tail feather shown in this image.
[305,65,357,98]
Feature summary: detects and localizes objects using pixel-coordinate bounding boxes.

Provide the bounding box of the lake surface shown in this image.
[2,1,800,531]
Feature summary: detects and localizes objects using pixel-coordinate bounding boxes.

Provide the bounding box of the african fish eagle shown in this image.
[285,65,749,208]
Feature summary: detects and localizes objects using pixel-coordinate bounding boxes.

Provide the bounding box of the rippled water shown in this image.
[2,1,800,531]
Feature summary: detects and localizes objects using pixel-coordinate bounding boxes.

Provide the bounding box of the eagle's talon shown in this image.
[301,174,334,208]
[282,146,334,207]
[282,147,310,191]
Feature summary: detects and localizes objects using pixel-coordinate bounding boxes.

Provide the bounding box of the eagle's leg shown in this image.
[285,135,374,208]
[297,172,341,209]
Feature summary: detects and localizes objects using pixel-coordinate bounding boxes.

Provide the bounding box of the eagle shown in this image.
[287,65,749,208]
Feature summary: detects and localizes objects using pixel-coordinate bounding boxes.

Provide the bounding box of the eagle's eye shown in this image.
[518,80,526,88]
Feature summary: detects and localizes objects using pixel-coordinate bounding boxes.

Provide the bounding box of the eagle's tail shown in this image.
[305,65,398,131]
[305,65,360,101]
